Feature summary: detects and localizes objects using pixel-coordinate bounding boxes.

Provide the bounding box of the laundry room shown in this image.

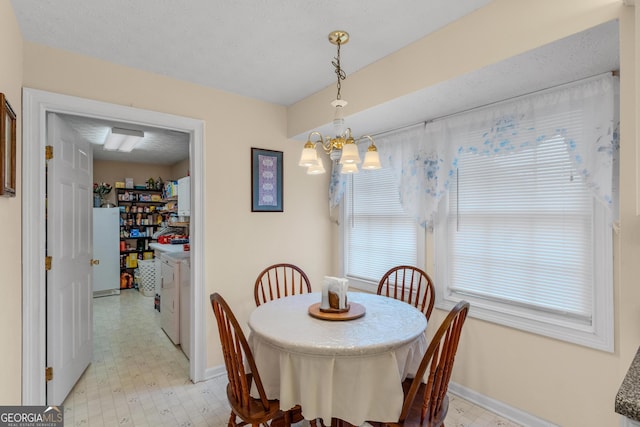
[89,120,192,361]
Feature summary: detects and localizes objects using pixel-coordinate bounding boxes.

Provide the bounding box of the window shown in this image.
[342,167,423,290]
[434,116,613,351]
[338,75,615,350]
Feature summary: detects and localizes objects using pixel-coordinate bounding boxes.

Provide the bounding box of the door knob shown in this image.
[90,259,100,266]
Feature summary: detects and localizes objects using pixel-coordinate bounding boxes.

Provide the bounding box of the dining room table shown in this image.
[247,291,428,426]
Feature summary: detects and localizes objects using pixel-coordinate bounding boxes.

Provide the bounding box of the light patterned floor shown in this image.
[63,289,522,427]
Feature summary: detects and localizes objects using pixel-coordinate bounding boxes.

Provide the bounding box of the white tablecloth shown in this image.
[248,292,427,426]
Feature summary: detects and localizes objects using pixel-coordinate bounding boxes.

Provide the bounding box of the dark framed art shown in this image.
[0,93,16,197]
[251,147,283,212]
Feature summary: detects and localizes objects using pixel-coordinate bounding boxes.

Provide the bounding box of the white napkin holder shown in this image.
[320,276,349,311]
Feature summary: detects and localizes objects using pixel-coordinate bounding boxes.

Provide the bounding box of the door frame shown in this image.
[22,88,207,404]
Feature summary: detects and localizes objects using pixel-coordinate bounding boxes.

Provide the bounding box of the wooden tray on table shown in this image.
[308,302,366,321]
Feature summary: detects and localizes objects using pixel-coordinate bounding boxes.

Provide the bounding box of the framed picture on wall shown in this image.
[0,93,16,197]
[251,147,283,212]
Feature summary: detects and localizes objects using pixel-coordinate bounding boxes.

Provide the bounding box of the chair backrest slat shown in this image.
[254,263,312,306]
[211,293,271,411]
[399,300,469,425]
[377,265,436,320]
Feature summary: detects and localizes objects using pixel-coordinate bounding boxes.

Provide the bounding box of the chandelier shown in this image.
[298,30,382,175]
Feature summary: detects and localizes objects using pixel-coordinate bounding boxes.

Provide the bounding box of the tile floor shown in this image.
[63,289,522,427]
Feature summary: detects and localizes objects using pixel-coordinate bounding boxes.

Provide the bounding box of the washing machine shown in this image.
[160,252,189,345]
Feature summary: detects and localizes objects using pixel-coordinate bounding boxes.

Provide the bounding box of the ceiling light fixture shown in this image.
[298,31,381,175]
[103,127,145,152]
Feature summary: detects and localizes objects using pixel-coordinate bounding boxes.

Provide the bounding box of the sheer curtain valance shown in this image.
[329,73,619,226]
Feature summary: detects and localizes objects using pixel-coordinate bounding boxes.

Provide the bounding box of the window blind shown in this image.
[344,168,417,283]
[447,116,595,322]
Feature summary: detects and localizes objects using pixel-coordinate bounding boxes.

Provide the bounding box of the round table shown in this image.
[248,292,427,426]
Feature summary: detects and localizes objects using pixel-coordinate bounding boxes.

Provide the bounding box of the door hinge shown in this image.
[45,145,53,160]
[45,256,52,271]
[45,366,53,382]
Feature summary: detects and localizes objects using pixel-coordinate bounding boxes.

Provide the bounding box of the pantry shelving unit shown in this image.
[116,188,165,283]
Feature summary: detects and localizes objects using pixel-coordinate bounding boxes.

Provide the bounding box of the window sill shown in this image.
[436,294,613,352]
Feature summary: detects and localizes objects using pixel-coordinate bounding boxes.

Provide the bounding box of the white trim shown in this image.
[22,88,207,404]
[204,365,228,381]
[448,382,559,427]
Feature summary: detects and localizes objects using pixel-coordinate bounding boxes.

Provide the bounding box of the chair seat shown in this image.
[399,380,449,427]
[227,383,281,425]
[271,405,305,427]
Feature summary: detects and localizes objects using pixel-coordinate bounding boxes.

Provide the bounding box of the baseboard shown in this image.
[203,364,227,381]
[93,289,121,298]
[448,382,559,427]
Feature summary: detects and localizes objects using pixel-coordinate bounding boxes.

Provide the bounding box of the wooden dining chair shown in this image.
[254,263,312,306]
[210,292,304,426]
[369,300,470,427]
[377,266,436,320]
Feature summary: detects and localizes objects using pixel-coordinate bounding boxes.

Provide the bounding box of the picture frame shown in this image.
[251,147,283,212]
[0,93,16,197]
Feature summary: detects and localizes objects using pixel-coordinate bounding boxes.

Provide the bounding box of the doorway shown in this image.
[22,88,206,405]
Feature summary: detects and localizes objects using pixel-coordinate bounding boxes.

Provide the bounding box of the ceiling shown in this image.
[10,1,620,164]
[11,0,492,106]
[56,114,190,165]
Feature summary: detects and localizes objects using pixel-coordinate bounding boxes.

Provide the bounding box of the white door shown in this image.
[46,113,94,405]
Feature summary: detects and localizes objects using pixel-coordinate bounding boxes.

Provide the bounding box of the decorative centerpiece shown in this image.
[320,276,350,313]
[308,276,366,321]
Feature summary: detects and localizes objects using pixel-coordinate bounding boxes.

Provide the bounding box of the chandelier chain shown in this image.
[332,40,346,100]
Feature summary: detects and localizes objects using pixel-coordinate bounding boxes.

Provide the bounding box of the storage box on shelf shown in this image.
[163,180,178,198]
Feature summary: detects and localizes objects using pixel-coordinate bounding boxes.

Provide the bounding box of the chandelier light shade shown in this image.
[362,147,382,170]
[307,158,326,175]
[103,127,145,152]
[299,30,382,175]
[298,143,319,167]
[341,163,359,174]
[339,142,360,164]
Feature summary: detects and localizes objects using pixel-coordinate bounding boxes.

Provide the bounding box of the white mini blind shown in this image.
[344,168,417,283]
[447,115,595,323]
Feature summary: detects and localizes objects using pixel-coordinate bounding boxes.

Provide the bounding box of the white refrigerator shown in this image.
[93,207,121,296]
